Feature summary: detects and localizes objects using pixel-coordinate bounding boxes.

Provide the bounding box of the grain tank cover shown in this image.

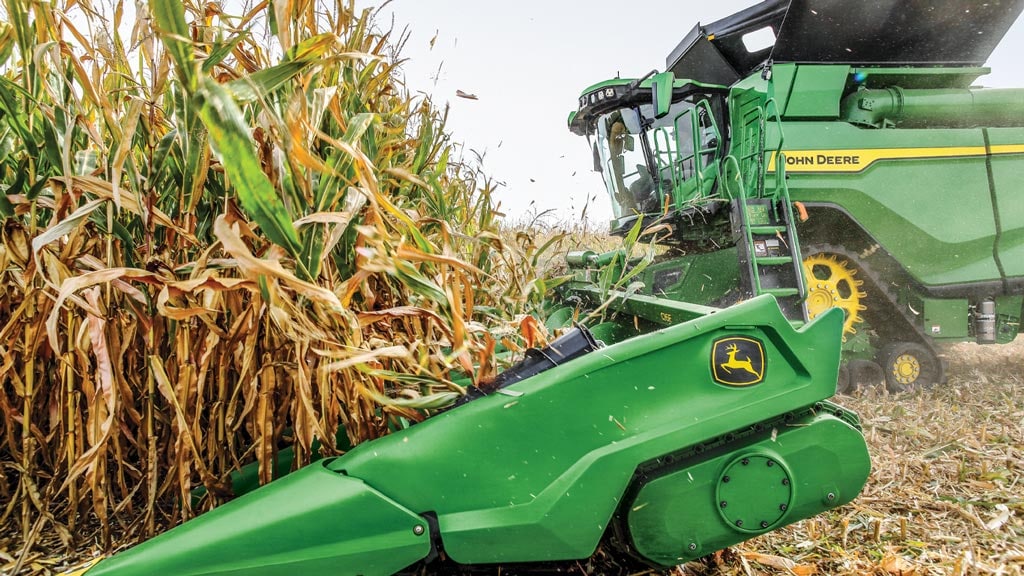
[668,0,1024,84]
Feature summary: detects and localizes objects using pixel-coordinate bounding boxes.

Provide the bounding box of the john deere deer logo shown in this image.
[712,337,766,386]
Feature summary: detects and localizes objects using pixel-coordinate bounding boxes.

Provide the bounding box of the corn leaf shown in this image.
[195,78,305,274]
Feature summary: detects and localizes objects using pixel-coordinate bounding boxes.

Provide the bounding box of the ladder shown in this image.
[726,98,808,324]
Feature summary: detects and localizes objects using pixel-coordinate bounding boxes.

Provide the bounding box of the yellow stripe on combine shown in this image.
[767,144,1024,173]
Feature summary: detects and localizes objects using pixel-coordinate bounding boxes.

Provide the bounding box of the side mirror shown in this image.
[651,71,675,119]
[592,142,603,173]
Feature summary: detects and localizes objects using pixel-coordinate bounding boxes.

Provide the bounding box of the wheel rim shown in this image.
[802,254,867,340]
[891,353,921,385]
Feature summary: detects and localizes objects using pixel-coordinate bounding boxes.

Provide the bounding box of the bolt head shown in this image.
[688,543,697,551]
[413,525,425,536]
[779,504,788,512]
[735,520,744,527]
[720,500,728,508]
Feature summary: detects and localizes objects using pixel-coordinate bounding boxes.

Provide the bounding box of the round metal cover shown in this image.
[716,454,792,533]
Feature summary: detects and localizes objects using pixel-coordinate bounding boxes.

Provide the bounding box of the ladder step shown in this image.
[749,225,787,235]
[762,288,801,298]
[755,256,794,266]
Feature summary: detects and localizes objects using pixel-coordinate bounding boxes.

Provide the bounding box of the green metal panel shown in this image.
[920,297,969,340]
[780,122,1002,286]
[783,65,849,118]
[638,248,740,306]
[767,63,797,114]
[84,461,430,576]
[996,295,1023,342]
[331,297,846,564]
[987,127,1024,279]
[627,411,869,565]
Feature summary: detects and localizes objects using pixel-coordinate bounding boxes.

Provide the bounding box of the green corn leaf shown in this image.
[149,0,196,89]
[201,33,251,74]
[26,177,47,201]
[226,28,339,101]
[1,158,28,217]
[5,0,32,66]
[314,113,375,212]
[0,23,15,69]
[0,77,37,158]
[393,260,448,309]
[287,32,339,61]
[228,60,312,103]
[299,229,326,280]
[194,78,305,273]
[41,121,63,172]
[0,194,13,219]
[342,112,374,145]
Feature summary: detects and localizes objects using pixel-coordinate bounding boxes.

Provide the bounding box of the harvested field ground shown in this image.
[3,340,1022,576]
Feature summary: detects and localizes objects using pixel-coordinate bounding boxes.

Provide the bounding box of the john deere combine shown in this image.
[566,0,1024,392]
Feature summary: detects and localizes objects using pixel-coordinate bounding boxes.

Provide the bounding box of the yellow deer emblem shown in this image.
[720,343,760,377]
[712,337,765,386]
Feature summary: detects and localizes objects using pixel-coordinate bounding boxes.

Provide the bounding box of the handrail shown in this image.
[762,97,788,202]
[722,153,765,294]
[720,154,745,201]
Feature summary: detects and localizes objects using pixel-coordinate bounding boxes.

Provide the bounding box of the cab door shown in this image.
[650,98,722,212]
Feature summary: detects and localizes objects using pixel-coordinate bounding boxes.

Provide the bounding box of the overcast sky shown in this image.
[357,1,1024,227]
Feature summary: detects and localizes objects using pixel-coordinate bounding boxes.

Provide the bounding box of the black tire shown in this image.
[846,359,885,393]
[878,342,943,393]
[836,362,852,395]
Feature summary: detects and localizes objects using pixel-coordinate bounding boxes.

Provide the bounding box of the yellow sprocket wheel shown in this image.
[802,253,867,340]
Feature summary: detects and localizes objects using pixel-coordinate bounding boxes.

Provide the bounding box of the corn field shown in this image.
[0,0,560,562]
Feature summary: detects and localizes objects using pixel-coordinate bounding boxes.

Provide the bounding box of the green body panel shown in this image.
[775,64,849,118]
[628,411,869,565]
[989,128,1024,279]
[86,461,430,576]
[778,121,1009,286]
[562,249,740,331]
[637,248,741,305]
[329,297,846,564]
[915,297,971,341]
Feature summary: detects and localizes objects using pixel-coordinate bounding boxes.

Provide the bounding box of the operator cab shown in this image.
[569,73,729,238]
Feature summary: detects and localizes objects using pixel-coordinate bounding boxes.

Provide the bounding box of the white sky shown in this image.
[356,0,1024,227]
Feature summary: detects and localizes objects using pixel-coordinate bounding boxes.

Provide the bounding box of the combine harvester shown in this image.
[565,0,1024,391]
[63,0,1024,573]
